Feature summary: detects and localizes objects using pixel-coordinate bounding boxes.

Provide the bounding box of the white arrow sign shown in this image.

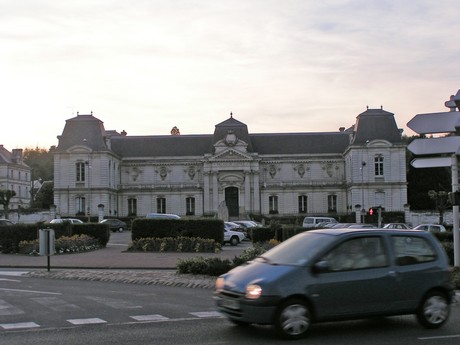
[410,157,452,168]
[407,136,460,155]
[407,111,460,134]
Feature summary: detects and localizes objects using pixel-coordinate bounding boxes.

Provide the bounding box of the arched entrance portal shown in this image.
[225,187,239,218]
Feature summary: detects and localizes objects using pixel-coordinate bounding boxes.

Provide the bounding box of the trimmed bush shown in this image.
[127,236,221,253]
[131,218,224,243]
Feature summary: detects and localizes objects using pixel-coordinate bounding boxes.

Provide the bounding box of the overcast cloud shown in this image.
[1,0,459,149]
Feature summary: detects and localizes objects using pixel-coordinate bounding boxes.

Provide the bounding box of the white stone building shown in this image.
[53,109,407,221]
[0,145,31,214]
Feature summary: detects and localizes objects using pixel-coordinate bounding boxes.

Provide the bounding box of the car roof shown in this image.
[309,228,426,237]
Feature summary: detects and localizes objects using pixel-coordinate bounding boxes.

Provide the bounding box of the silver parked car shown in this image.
[214,228,454,339]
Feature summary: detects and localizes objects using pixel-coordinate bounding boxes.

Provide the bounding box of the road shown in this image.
[0,270,459,345]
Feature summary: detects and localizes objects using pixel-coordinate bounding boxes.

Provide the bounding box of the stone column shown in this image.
[244,171,251,213]
[253,171,260,212]
[212,172,218,213]
[203,172,210,214]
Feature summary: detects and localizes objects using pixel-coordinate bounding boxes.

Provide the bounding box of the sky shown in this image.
[1,0,460,150]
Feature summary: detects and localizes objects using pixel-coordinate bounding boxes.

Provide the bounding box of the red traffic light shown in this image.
[369,208,374,215]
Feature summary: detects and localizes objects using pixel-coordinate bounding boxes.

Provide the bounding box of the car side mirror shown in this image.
[312,260,330,274]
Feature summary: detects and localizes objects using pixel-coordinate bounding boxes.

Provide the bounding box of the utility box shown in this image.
[39,229,56,256]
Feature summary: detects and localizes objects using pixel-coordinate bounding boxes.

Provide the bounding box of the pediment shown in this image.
[210,148,253,161]
[66,145,92,154]
[367,140,392,148]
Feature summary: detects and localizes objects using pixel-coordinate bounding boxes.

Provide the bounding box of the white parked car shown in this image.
[223,228,246,246]
[413,224,447,233]
[49,218,84,224]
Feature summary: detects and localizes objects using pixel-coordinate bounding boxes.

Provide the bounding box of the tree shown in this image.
[0,189,16,218]
[23,146,54,209]
[428,190,450,224]
[405,136,452,210]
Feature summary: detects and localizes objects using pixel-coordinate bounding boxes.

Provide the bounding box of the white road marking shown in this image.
[0,271,28,277]
[0,288,61,295]
[0,299,24,316]
[85,296,143,309]
[130,314,170,321]
[0,278,21,282]
[31,297,81,311]
[189,311,223,318]
[0,322,39,330]
[67,318,107,325]
[418,334,460,340]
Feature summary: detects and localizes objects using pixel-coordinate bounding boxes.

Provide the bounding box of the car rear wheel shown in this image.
[230,236,239,246]
[416,291,450,328]
[275,299,311,340]
[118,227,124,232]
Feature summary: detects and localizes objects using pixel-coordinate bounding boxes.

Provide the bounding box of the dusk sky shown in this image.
[1,0,459,150]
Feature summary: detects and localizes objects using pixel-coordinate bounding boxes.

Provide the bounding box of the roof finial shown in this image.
[230,112,233,118]
[381,105,383,110]
[366,105,368,110]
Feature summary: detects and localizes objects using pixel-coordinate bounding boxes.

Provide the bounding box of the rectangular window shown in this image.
[76,162,86,182]
[269,195,278,214]
[374,156,384,176]
[298,195,307,213]
[186,197,195,216]
[76,196,86,214]
[328,195,337,212]
[128,198,137,216]
[391,236,437,265]
[157,197,166,213]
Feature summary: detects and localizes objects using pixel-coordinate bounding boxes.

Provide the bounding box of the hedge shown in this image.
[131,218,224,243]
[0,222,110,254]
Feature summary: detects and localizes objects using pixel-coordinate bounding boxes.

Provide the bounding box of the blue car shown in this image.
[214,228,454,339]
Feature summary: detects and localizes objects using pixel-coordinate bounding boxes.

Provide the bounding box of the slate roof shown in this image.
[56,110,403,158]
[351,108,403,144]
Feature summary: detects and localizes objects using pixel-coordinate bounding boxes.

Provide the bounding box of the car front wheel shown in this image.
[416,291,450,328]
[275,299,311,340]
[230,236,239,246]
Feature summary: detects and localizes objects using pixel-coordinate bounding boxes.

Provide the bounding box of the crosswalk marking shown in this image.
[67,318,107,325]
[31,297,81,312]
[0,299,24,316]
[189,311,223,318]
[130,314,169,321]
[0,322,40,330]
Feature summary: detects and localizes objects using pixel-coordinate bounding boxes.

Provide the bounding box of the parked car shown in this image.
[223,228,246,246]
[232,220,262,239]
[100,219,128,232]
[49,218,84,224]
[214,228,454,339]
[145,213,180,219]
[383,223,412,230]
[302,216,337,228]
[0,219,14,226]
[413,224,447,233]
[225,222,247,238]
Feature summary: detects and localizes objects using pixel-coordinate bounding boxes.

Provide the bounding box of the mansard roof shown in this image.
[56,110,402,158]
[212,115,254,151]
[56,113,108,151]
[351,108,403,145]
[110,135,213,158]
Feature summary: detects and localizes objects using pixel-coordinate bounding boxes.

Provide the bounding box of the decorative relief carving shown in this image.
[224,130,237,146]
[126,166,143,181]
[266,164,279,178]
[185,166,197,180]
[321,163,339,178]
[155,166,170,180]
[293,164,308,178]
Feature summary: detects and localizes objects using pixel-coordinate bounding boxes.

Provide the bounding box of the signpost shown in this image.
[39,228,55,272]
[407,91,460,267]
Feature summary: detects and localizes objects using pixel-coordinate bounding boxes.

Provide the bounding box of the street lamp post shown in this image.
[360,161,366,223]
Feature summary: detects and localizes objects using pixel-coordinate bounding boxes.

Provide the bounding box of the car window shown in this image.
[322,237,388,271]
[391,236,437,265]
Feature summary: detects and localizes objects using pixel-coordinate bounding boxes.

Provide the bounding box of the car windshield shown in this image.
[257,232,335,266]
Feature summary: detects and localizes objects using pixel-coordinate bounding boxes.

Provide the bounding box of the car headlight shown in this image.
[245,284,262,299]
[215,277,225,292]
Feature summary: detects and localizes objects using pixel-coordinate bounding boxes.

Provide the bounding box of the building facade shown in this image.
[0,145,31,214]
[53,109,407,221]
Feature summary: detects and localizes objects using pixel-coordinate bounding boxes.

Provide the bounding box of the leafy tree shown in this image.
[23,146,55,209]
[0,189,16,218]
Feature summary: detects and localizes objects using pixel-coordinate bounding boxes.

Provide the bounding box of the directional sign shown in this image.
[407,111,460,134]
[410,157,452,168]
[407,136,460,155]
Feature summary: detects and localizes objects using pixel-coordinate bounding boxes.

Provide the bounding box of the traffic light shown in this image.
[448,191,460,206]
[369,207,375,215]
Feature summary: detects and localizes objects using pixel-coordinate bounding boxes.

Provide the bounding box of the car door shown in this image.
[311,235,396,319]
